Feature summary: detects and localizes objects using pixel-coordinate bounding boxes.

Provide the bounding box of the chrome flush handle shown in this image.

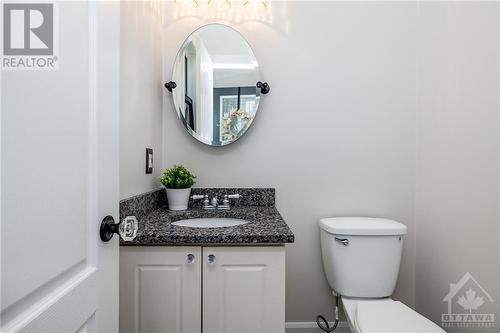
[334,237,349,246]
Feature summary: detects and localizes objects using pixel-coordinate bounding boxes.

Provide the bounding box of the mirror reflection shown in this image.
[171,24,261,146]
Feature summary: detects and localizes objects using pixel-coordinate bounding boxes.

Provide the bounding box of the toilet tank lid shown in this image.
[319,217,407,236]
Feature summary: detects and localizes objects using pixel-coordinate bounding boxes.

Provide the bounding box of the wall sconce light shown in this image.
[178,0,269,8]
[171,0,273,24]
[176,0,269,9]
[175,0,199,6]
[244,0,268,8]
[208,0,232,8]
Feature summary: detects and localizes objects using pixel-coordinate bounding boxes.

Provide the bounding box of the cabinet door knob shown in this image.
[187,253,195,264]
[208,254,216,264]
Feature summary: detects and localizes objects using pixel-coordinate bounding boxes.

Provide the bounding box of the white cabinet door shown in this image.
[1,2,120,332]
[203,247,286,333]
[120,247,202,333]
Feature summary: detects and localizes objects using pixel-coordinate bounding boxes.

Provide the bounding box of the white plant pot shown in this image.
[166,188,191,211]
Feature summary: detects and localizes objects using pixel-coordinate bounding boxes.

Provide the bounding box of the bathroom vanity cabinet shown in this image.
[118,188,294,332]
[119,246,286,333]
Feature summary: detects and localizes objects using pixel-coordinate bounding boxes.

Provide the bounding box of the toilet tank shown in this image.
[319,217,407,298]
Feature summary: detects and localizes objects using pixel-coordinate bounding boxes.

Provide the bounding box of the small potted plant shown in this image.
[160,165,196,210]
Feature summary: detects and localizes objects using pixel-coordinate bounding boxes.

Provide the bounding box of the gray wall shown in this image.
[162,2,418,322]
[160,1,500,326]
[133,0,500,327]
[415,2,500,332]
[120,1,164,200]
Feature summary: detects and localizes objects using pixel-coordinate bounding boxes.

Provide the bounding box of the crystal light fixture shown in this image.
[172,0,272,24]
[208,0,232,8]
[244,0,268,7]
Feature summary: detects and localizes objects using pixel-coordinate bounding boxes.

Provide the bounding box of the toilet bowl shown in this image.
[319,217,445,333]
[342,297,444,333]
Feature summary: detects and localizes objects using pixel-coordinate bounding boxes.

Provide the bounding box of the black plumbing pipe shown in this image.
[316,294,340,332]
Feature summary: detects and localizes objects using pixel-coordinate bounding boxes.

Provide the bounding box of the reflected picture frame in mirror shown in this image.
[165,23,269,146]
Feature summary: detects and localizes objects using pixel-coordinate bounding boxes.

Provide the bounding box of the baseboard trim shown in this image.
[285,321,349,332]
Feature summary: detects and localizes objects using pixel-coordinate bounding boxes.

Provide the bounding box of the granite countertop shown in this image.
[121,206,294,245]
[119,188,295,246]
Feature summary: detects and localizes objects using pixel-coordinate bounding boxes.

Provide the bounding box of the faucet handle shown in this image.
[210,196,218,206]
[218,194,240,210]
[202,195,211,209]
[191,194,204,200]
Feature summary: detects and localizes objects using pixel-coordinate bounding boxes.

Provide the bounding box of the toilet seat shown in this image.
[342,297,445,333]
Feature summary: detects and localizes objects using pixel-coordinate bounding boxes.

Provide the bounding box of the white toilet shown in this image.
[319,217,445,333]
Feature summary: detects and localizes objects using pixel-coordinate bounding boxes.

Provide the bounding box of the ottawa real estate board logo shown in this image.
[442,272,495,329]
[2,2,58,70]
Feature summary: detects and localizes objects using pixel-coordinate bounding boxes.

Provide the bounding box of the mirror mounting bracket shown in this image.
[257,81,270,94]
[164,81,177,92]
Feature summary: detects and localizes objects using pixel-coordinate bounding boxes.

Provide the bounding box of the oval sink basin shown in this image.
[171,218,249,228]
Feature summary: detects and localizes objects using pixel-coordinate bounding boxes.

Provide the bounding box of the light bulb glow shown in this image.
[171,0,273,24]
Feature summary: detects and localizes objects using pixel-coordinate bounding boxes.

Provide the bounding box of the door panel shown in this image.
[203,247,286,333]
[139,266,182,333]
[120,247,202,333]
[1,0,90,311]
[18,269,97,333]
[1,2,120,332]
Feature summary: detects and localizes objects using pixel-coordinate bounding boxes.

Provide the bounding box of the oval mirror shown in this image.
[170,24,263,146]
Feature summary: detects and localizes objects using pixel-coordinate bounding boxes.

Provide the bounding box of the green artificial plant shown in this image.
[160,165,196,189]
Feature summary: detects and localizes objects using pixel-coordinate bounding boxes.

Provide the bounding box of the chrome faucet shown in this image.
[191,194,212,209]
[210,196,219,208]
[190,194,241,210]
[218,194,241,210]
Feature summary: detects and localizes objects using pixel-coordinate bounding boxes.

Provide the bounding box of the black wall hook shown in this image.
[164,81,177,92]
[257,81,270,94]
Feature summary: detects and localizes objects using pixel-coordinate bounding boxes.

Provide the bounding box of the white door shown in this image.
[203,247,286,333]
[1,2,120,332]
[119,247,202,333]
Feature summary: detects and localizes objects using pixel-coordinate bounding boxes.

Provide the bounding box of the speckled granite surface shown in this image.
[119,188,294,246]
[189,188,275,208]
[119,188,166,221]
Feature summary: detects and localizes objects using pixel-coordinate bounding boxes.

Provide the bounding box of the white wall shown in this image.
[415,2,500,331]
[120,1,164,200]
[162,2,418,322]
